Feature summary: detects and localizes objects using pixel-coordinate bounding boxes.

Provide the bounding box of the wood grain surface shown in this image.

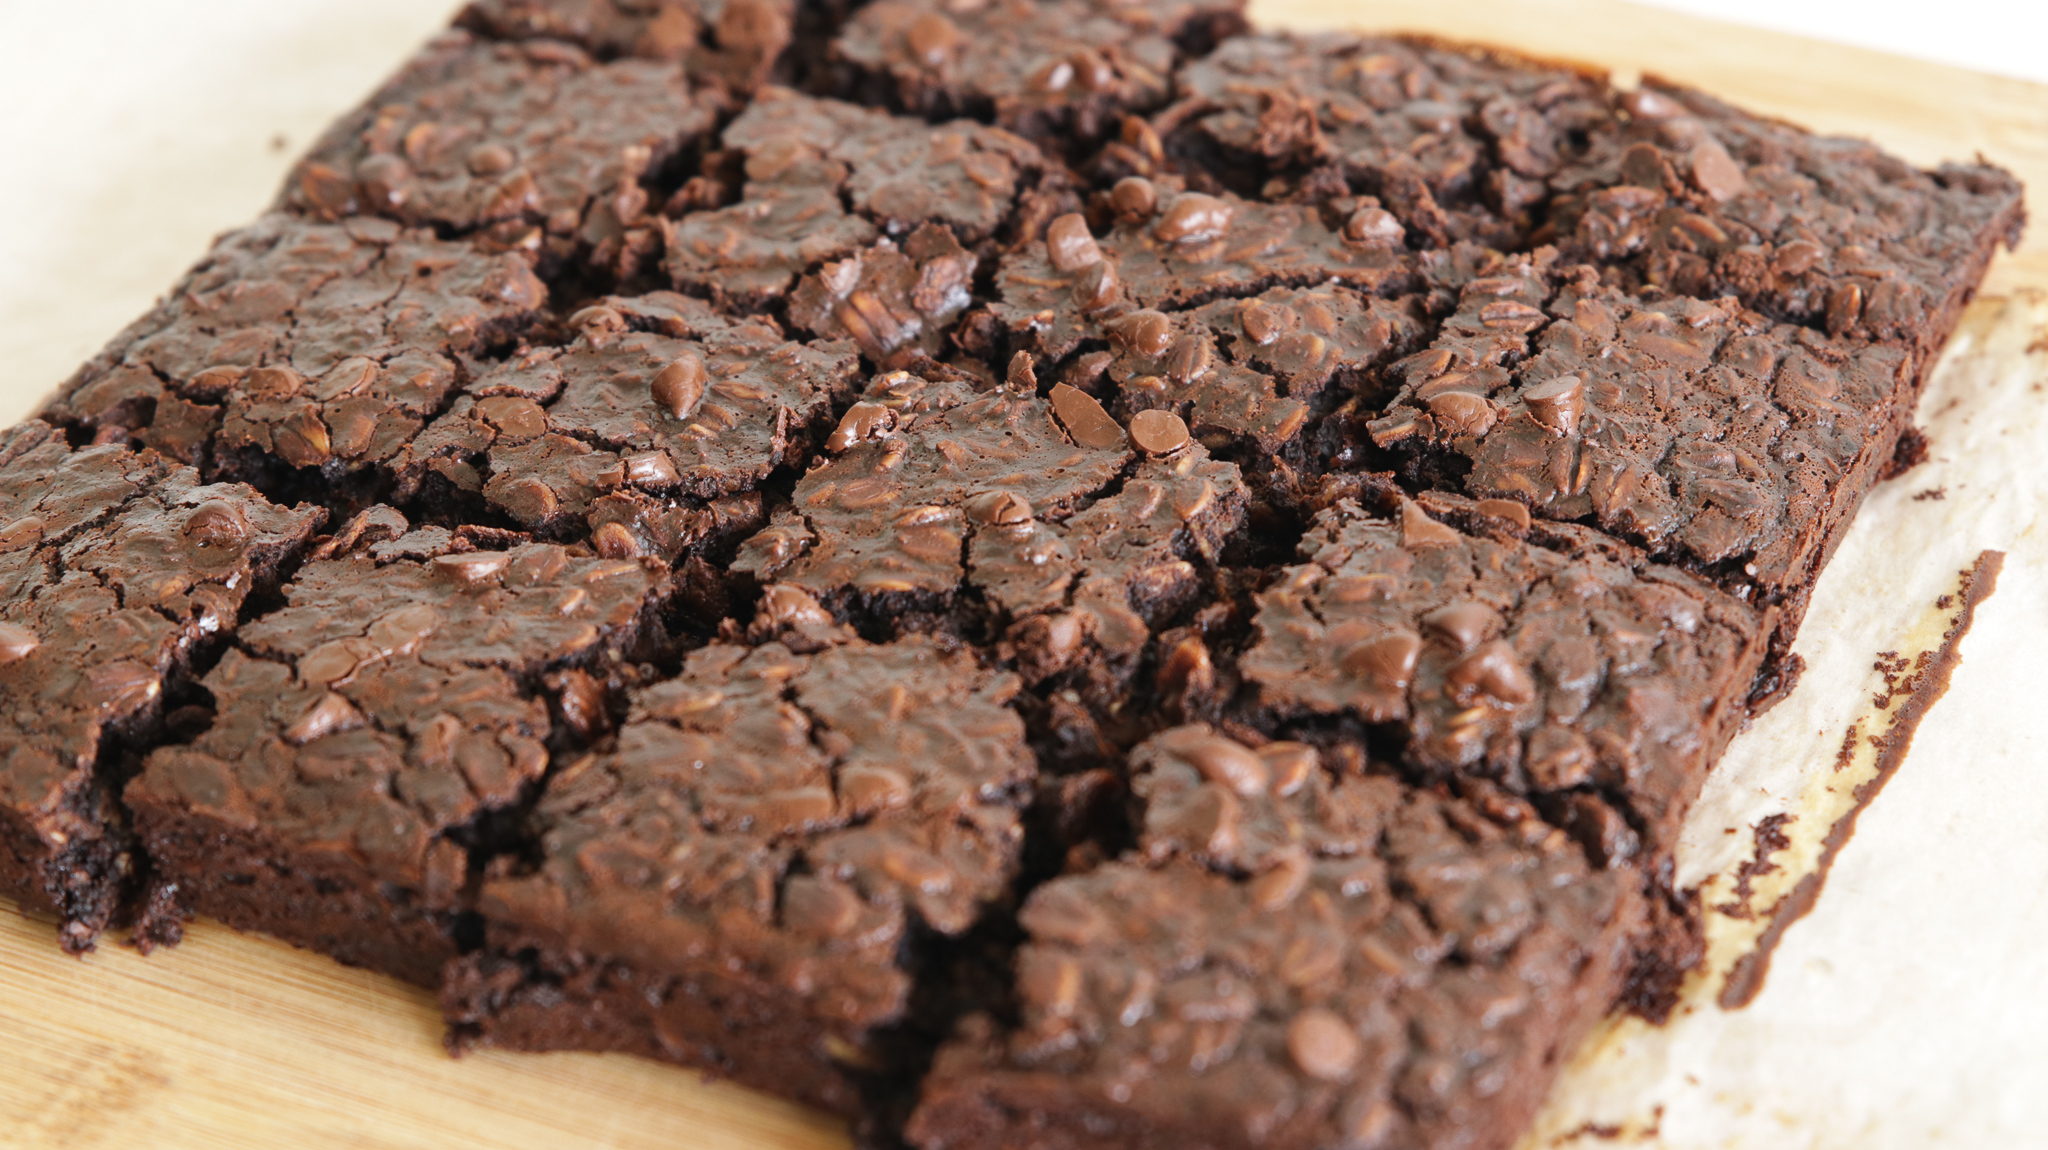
[3,2,2043,1147]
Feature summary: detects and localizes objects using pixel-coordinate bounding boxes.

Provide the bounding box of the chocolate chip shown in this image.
[1153,194,1232,245]
[1427,391,1496,437]
[1343,206,1403,247]
[1287,1008,1362,1081]
[1400,500,1461,549]
[965,490,1034,525]
[1474,498,1532,530]
[433,552,511,587]
[1028,57,1075,94]
[1251,851,1311,911]
[1156,634,1214,700]
[625,451,680,488]
[1522,374,1584,436]
[1068,48,1114,91]
[591,521,642,559]
[467,143,515,177]
[356,154,413,210]
[183,499,249,551]
[283,691,366,745]
[1110,176,1159,218]
[905,11,961,65]
[783,875,863,939]
[1071,260,1119,313]
[478,396,548,442]
[1424,600,1500,650]
[1170,733,1268,797]
[827,401,899,453]
[1687,138,1748,202]
[1128,410,1189,456]
[548,668,610,738]
[1256,742,1318,797]
[1238,299,1286,345]
[651,354,708,420]
[1163,335,1211,385]
[87,660,160,713]
[1618,88,1685,121]
[274,409,333,468]
[1048,384,1125,450]
[1110,310,1173,358]
[716,0,787,51]
[841,764,914,815]
[1448,639,1536,704]
[568,305,627,340]
[1772,238,1825,277]
[1340,631,1420,689]
[1045,213,1102,272]
[0,621,40,664]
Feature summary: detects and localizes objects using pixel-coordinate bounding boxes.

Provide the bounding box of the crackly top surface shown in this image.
[128,540,666,884]
[2,5,2029,1145]
[475,637,1034,1026]
[909,724,1637,1150]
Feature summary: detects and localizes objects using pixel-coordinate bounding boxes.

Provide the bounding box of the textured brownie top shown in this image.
[733,385,1140,605]
[835,0,1246,142]
[1366,256,1916,597]
[459,0,797,92]
[47,214,547,475]
[403,292,860,534]
[129,541,664,889]
[0,428,319,843]
[286,33,715,238]
[728,87,1047,244]
[909,725,1636,1150]
[475,637,1033,1028]
[1241,495,1762,850]
[988,189,1416,362]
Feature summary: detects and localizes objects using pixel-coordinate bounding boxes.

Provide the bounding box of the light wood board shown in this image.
[3,1,2046,1147]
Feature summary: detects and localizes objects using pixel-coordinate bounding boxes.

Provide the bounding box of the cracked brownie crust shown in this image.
[0,6,2023,1150]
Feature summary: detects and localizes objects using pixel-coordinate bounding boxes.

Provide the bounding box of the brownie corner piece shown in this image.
[907,725,1643,1150]
[123,538,668,985]
[441,635,1035,1116]
[0,425,323,951]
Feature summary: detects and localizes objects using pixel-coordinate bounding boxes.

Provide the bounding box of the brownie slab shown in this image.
[126,541,666,985]
[908,725,1641,1150]
[0,426,321,951]
[441,637,1035,1115]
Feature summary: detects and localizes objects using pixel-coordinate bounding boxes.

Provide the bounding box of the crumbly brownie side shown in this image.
[0,425,322,951]
[833,0,1248,147]
[125,541,665,985]
[908,726,1642,1150]
[39,213,548,496]
[441,637,1035,1116]
[1236,494,1766,855]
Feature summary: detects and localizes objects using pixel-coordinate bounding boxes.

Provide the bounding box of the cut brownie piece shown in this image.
[1365,253,1926,636]
[42,213,547,487]
[458,0,798,94]
[126,541,666,986]
[1239,493,1765,854]
[284,30,716,262]
[908,725,1641,1150]
[985,188,1417,362]
[834,0,1247,144]
[0,426,321,951]
[441,637,1035,1116]
[725,87,1048,246]
[400,292,859,554]
[1166,31,1609,246]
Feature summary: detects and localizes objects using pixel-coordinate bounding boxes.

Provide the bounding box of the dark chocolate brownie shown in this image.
[1240,493,1765,853]
[42,213,547,483]
[126,540,666,986]
[459,0,800,95]
[284,30,717,266]
[0,6,2026,1149]
[441,636,1034,1115]
[1364,252,1928,640]
[0,426,320,952]
[908,725,1641,1150]
[834,0,1247,144]
[400,291,860,552]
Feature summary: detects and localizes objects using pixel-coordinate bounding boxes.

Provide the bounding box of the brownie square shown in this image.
[1239,493,1766,854]
[0,426,321,951]
[125,540,666,985]
[909,725,1641,1150]
[441,636,1035,1116]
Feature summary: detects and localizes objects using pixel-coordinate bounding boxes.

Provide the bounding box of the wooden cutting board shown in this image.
[4,2,2045,1147]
